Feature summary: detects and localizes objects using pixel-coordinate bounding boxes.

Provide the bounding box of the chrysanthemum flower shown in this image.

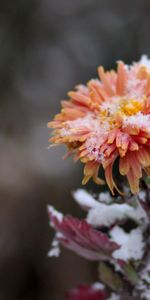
[48,55,150,194]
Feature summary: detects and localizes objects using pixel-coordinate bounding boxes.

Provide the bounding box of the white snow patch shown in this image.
[107,293,120,300]
[87,203,135,227]
[60,114,109,137]
[48,205,63,223]
[92,282,105,290]
[126,78,146,99]
[48,246,60,257]
[132,202,148,225]
[73,189,98,208]
[110,226,145,261]
[48,237,60,257]
[100,97,120,115]
[98,192,112,204]
[73,190,148,227]
[138,191,147,202]
[139,55,150,70]
[123,112,150,131]
[48,232,64,258]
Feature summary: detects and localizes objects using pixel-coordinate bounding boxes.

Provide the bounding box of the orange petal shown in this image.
[116,61,127,95]
[129,152,142,179]
[105,163,122,195]
[98,66,115,96]
[88,80,104,103]
[144,166,150,175]
[68,91,91,106]
[102,152,118,169]
[129,140,139,151]
[137,147,150,167]
[126,169,139,194]
[133,136,147,144]
[82,161,104,185]
[107,129,119,144]
[119,155,130,175]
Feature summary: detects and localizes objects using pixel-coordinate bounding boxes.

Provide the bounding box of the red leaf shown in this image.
[48,206,120,261]
[66,284,107,300]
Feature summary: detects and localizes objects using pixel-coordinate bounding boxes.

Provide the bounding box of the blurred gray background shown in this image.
[0,0,150,299]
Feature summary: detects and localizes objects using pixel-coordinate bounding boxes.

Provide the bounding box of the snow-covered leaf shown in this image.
[48,205,120,261]
[73,189,148,227]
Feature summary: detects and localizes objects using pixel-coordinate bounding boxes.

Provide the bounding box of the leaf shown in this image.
[98,262,123,292]
[124,262,139,285]
[48,205,120,261]
[66,283,107,300]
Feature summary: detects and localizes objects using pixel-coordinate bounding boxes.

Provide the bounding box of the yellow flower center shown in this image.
[100,97,144,128]
[120,99,143,116]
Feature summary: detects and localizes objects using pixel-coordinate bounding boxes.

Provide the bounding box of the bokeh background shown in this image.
[0,0,150,299]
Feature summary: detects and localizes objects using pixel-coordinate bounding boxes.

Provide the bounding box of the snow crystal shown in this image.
[87,203,135,227]
[59,115,95,137]
[132,202,148,225]
[48,237,60,257]
[73,189,98,208]
[123,112,150,131]
[73,189,148,227]
[100,97,120,115]
[48,205,63,223]
[61,115,105,135]
[98,192,112,204]
[48,232,64,258]
[92,282,105,290]
[125,78,146,99]
[139,55,150,70]
[110,226,145,261]
[107,293,120,300]
[85,136,105,162]
[48,246,60,257]
[138,191,146,202]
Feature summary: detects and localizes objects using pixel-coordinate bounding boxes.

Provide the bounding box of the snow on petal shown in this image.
[123,112,150,132]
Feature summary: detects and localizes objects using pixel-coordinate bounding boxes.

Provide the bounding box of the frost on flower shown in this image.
[48,56,150,194]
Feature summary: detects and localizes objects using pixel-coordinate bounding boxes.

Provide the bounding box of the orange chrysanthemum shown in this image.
[48,56,150,194]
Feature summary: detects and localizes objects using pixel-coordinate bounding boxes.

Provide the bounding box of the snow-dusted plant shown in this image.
[48,56,150,300]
